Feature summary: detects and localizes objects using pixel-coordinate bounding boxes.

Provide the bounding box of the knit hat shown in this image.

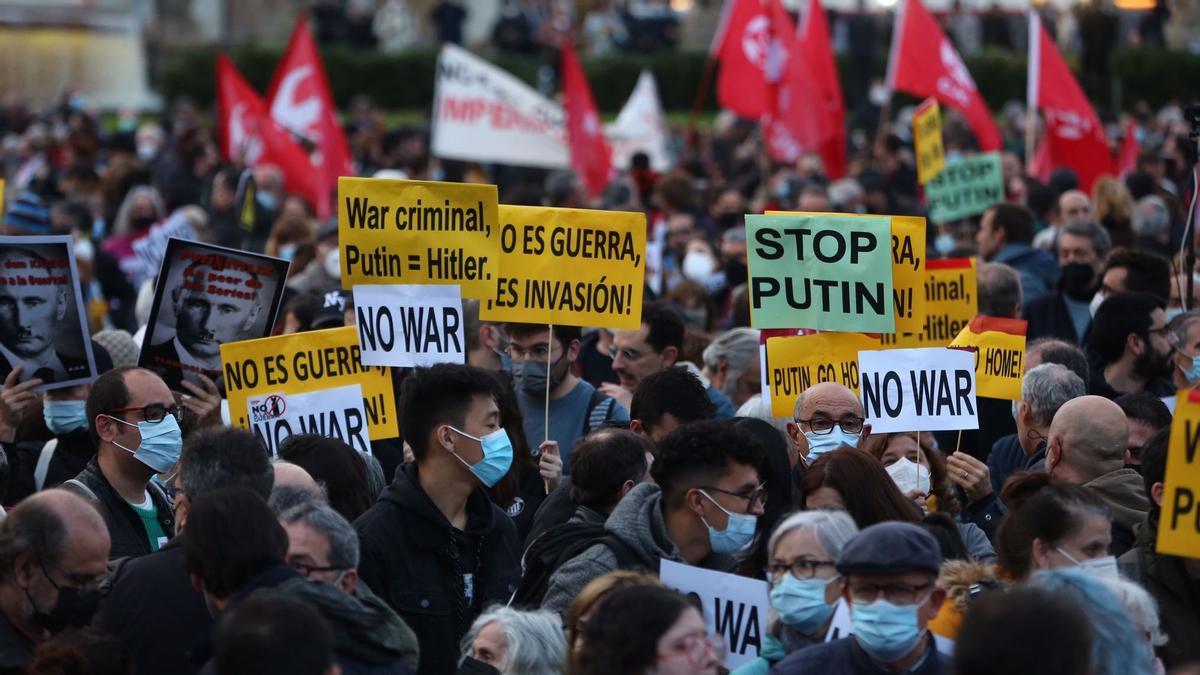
[4,191,50,234]
[92,329,139,369]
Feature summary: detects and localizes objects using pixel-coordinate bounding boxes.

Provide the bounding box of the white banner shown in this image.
[352,284,465,367]
[247,384,370,455]
[431,44,569,169]
[858,347,978,432]
[606,70,673,172]
[659,559,769,670]
[133,210,197,283]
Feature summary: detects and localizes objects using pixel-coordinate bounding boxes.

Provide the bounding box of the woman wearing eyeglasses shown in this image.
[731,510,859,675]
[568,585,723,675]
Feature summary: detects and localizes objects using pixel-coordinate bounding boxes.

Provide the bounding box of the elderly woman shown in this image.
[731,510,859,675]
[460,606,566,675]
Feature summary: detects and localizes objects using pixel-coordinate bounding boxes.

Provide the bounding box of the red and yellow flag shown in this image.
[949,315,1026,400]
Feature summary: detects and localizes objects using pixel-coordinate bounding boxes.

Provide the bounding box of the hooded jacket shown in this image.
[541,482,734,614]
[1083,467,1149,556]
[355,463,520,675]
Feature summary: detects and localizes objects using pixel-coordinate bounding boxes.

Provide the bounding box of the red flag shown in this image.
[761,0,834,167]
[562,40,611,199]
[216,54,322,215]
[1116,119,1139,179]
[266,14,351,218]
[712,0,771,119]
[1028,12,1113,192]
[886,0,1001,151]
[798,0,847,179]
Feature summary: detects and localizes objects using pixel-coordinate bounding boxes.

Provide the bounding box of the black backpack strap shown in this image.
[599,534,643,572]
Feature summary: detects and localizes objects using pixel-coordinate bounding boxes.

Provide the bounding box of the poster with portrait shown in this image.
[139,239,289,392]
[0,235,97,391]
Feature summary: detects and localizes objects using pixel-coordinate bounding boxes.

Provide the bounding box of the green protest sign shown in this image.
[926,153,1003,225]
[746,214,894,332]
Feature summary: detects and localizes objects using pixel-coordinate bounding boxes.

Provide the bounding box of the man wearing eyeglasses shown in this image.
[785,382,872,465]
[64,367,182,559]
[504,322,628,473]
[1088,291,1175,400]
[0,490,110,672]
[773,522,949,675]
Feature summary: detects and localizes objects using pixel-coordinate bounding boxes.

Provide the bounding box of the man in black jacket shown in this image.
[102,427,273,675]
[65,366,180,559]
[355,364,521,675]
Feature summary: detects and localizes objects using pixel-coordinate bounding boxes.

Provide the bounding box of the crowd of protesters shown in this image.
[0,5,1196,670]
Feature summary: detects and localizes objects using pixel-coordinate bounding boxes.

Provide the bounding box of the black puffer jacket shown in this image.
[64,458,173,560]
[354,463,520,675]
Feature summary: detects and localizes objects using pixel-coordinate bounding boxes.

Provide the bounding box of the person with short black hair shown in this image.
[1088,291,1174,399]
[1113,392,1171,467]
[629,366,717,444]
[953,586,1092,675]
[542,421,764,613]
[1094,247,1172,306]
[66,366,179,559]
[0,490,109,672]
[102,427,273,675]
[603,302,736,418]
[976,204,1057,301]
[504,322,627,471]
[279,434,374,522]
[1117,428,1200,668]
[355,364,521,675]
[213,594,338,675]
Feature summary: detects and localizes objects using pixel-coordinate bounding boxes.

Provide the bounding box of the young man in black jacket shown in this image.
[355,364,521,675]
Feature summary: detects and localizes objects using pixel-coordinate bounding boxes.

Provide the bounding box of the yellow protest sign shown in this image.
[769,211,926,334]
[480,204,646,330]
[338,177,499,298]
[1158,389,1200,557]
[220,326,398,442]
[949,316,1026,400]
[766,332,880,417]
[914,99,945,185]
[884,258,977,348]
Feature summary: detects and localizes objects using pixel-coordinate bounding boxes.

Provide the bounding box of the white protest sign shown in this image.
[132,211,196,282]
[353,284,465,367]
[247,383,370,455]
[660,559,769,669]
[431,44,569,169]
[858,347,978,433]
[823,600,955,655]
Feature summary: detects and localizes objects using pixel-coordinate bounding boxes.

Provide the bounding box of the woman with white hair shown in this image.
[460,605,566,675]
[731,510,859,675]
[1099,576,1169,674]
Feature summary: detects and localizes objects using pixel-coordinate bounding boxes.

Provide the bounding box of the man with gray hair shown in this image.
[102,428,273,675]
[1025,219,1112,344]
[278,500,420,671]
[1132,195,1172,256]
[1046,395,1149,556]
[950,360,1086,541]
[977,263,1023,319]
[701,328,761,408]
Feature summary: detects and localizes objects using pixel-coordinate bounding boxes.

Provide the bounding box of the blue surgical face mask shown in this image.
[699,490,758,555]
[804,428,860,459]
[769,574,839,634]
[1165,307,1184,322]
[1179,354,1200,383]
[934,232,955,255]
[850,598,925,663]
[447,426,514,488]
[44,400,88,435]
[105,414,183,474]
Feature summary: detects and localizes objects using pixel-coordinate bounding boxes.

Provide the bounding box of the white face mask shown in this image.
[681,250,717,282]
[323,249,340,279]
[1088,291,1106,318]
[1057,547,1120,580]
[886,456,931,495]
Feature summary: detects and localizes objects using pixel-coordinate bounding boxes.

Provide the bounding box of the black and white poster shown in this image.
[0,235,97,391]
[139,238,289,391]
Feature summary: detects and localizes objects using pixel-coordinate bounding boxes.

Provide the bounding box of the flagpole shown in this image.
[1026,10,1039,173]
[687,58,718,150]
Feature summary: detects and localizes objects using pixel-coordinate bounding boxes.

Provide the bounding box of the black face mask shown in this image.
[457,657,501,675]
[717,212,742,231]
[28,564,100,632]
[1059,262,1096,301]
[724,259,748,287]
[128,215,156,232]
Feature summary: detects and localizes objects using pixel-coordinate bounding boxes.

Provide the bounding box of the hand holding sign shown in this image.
[0,367,43,443]
[179,373,223,431]
[946,451,993,502]
[539,440,563,494]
